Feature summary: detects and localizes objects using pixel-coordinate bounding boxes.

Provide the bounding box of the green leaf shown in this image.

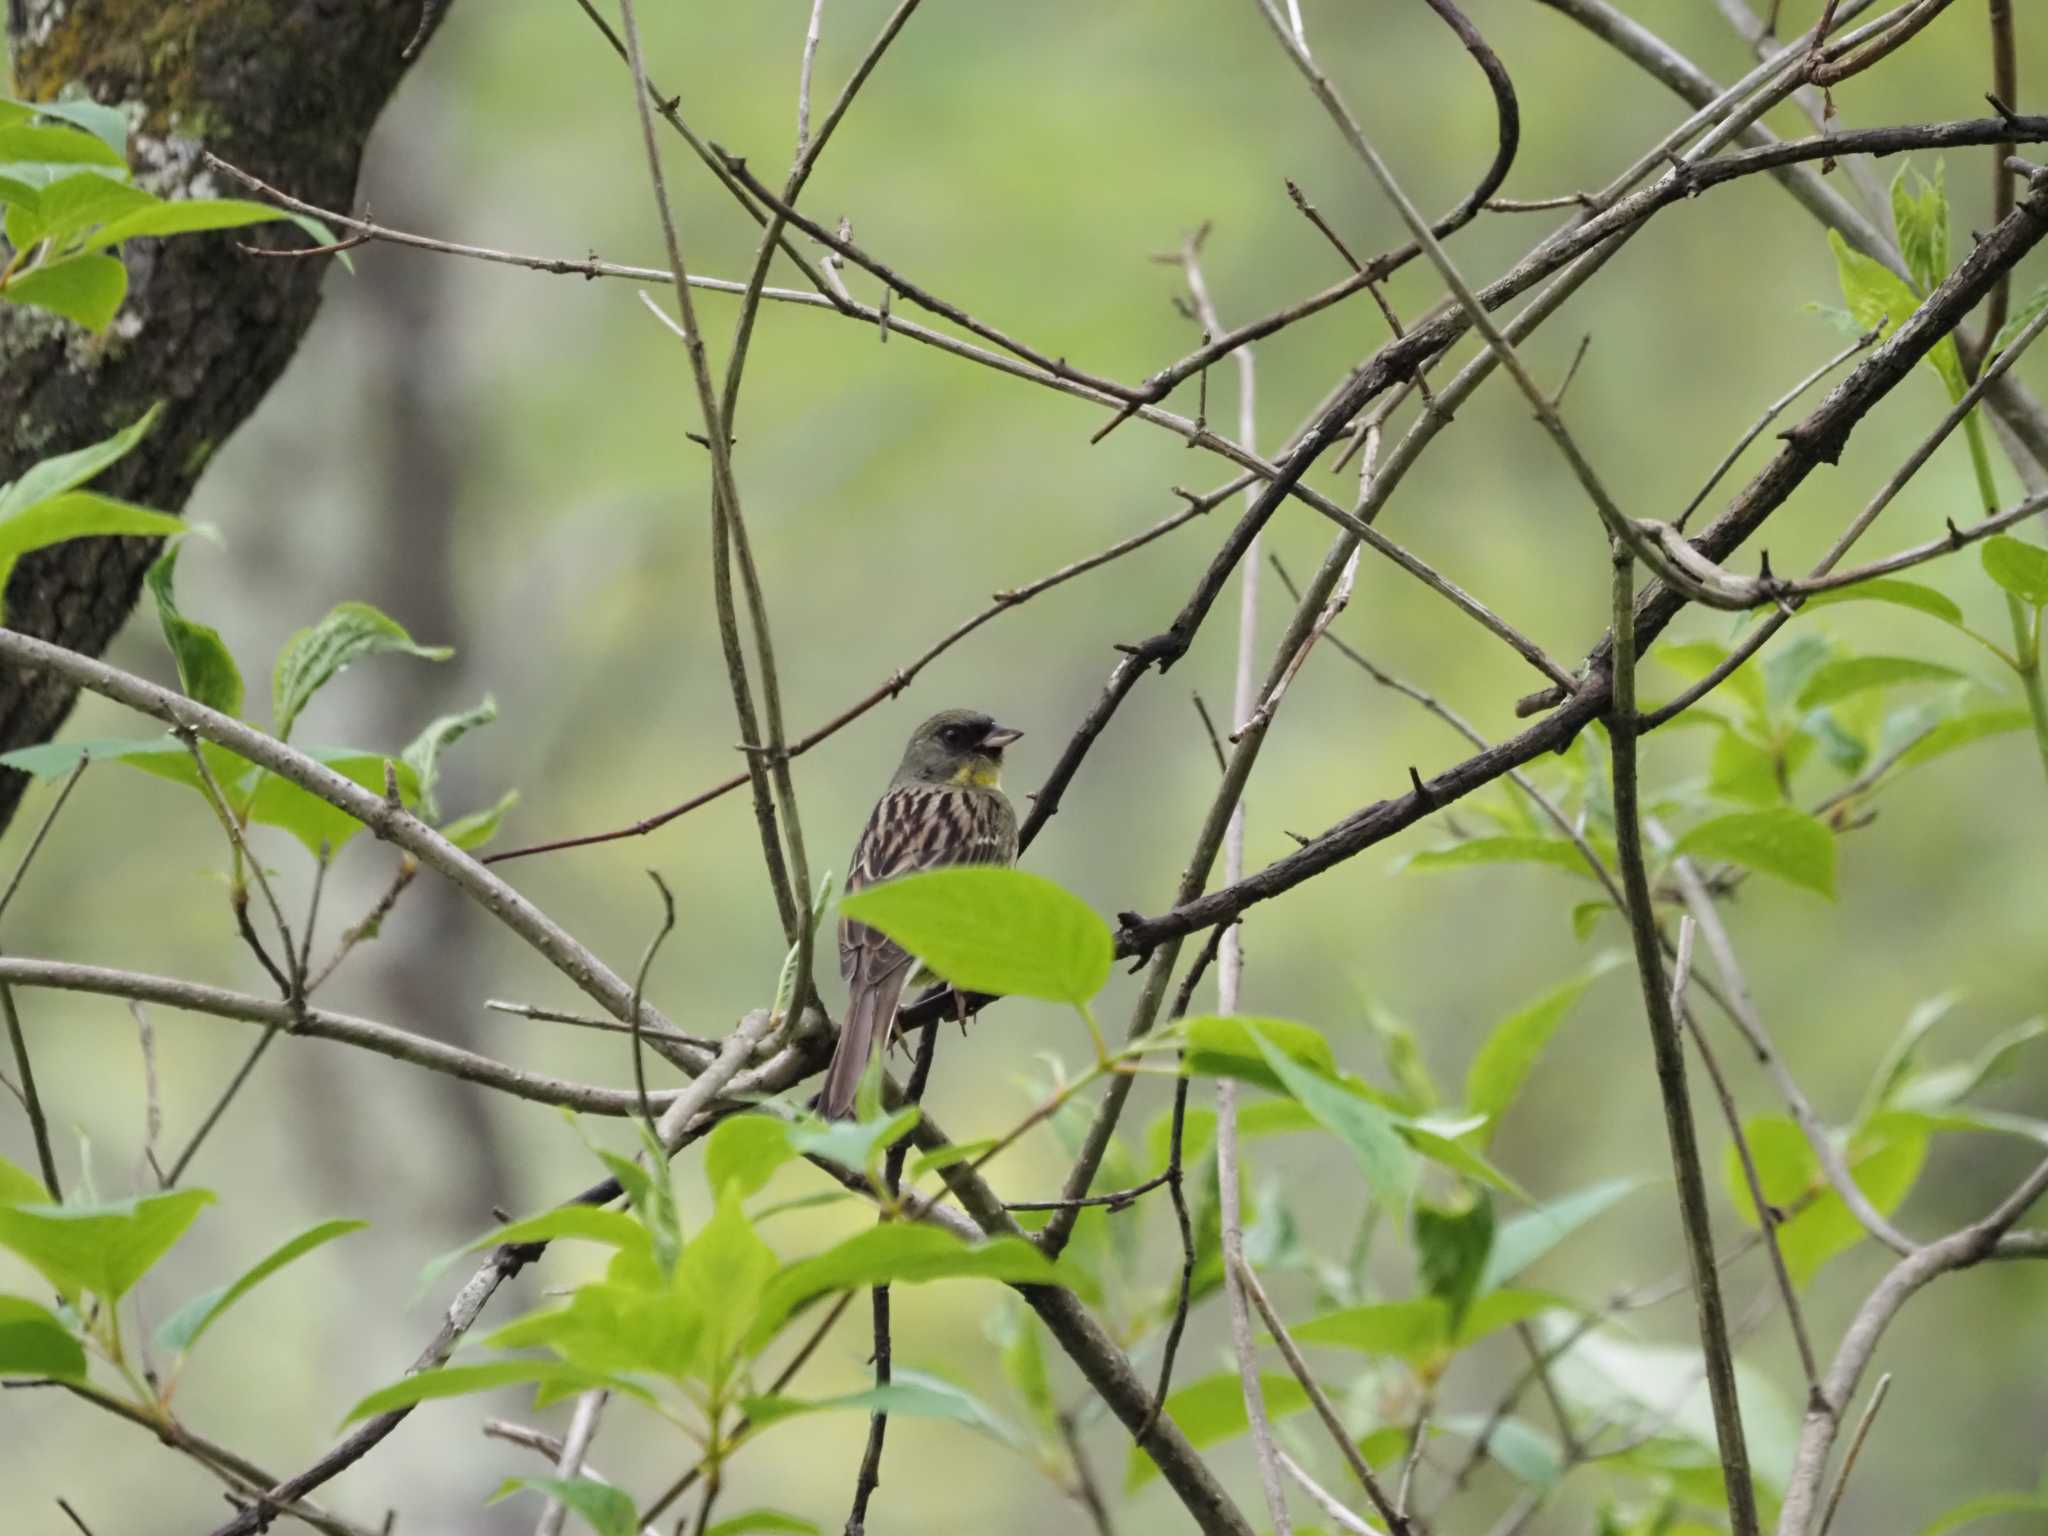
[398,695,497,821]
[243,752,420,856]
[1987,283,2048,361]
[1465,957,1620,1142]
[1454,1288,1568,1349]
[839,867,1111,1004]
[1125,1371,1312,1489]
[0,97,129,155]
[80,198,292,253]
[156,1217,365,1355]
[786,1105,920,1180]
[146,543,243,717]
[1480,1178,1641,1293]
[340,1360,627,1425]
[1828,229,1966,398]
[752,1226,1079,1346]
[1894,708,2032,771]
[989,1293,1057,1442]
[1441,1411,1563,1489]
[6,172,152,249]
[0,1154,51,1205]
[443,789,518,851]
[1707,728,1784,809]
[1570,900,1611,941]
[272,600,451,743]
[1982,536,2048,605]
[0,1187,213,1303]
[706,1512,822,1536]
[0,1295,86,1382]
[1364,1000,1439,1113]
[1915,1492,2048,1536]
[1795,655,1967,710]
[745,1367,1025,1451]
[1799,579,1963,628]
[1890,162,1948,295]
[1181,1014,1339,1092]
[1401,835,1595,878]
[1654,639,1765,723]
[0,491,183,623]
[674,1191,779,1386]
[1248,1024,1415,1214]
[488,1476,636,1536]
[0,404,160,523]
[1415,1193,1494,1332]
[4,252,126,331]
[1671,808,1835,899]
[1858,992,1960,1123]
[1397,1116,1526,1197]
[1894,1017,2048,1112]
[1722,1116,1926,1286]
[0,120,127,168]
[1292,1297,1448,1360]
[705,1115,796,1199]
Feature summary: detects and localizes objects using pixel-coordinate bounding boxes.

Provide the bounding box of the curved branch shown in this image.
[0,958,691,1117]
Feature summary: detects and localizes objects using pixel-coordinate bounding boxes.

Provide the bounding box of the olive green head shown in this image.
[893,708,1024,789]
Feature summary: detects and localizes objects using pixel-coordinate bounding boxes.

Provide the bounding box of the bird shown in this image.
[820,707,1023,1119]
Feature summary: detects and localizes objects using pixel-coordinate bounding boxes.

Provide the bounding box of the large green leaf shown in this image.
[0,403,159,522]
[745,1367,1025,1450]
[1464,958,1620,1142]
[1828,228,1965,398]
[340,1360,636,1425]
[1722,1115,1926,1286]
[156,1218,367,1355]
[0,491,183,623]
[1249,1024,1416,1214]
[80,198,292,252]
[1981,536,2048,606]
[0,96,128,155]
[243,750,420,855]
[442,788,518,852]
[1415,1193,1493,1332]
[673,1191,778,1387]
[751,1225,1078,1345]
[839,867,1111,1004]
[0,1188,213,1304]
[1894,708,2031,772]
[0,1295,86,1382]
[4,170,153,249]
[272,600,451,743]
[0,120,127,167]
[1440,1411,1563,1489]
[1125,1371,1312,1489]
[1671,808,1835,899]
[704,1115,797,1199]
[1293,1297,1449,1359]
[1181,1013,1340,1092]
[1479,1178,1640,1293]
[146,543,243,718]
[705,1512,822,1536]
[1795,655,1967,710]
[1401,835,1597,879]
[1798,579,1963,628]
[5,251,126,330]
[488,1477,637,1536]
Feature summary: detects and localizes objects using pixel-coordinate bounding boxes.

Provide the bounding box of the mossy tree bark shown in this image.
[0,0,440,829]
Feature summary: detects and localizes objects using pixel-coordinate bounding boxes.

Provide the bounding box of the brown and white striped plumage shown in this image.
[821,709,1021,1119]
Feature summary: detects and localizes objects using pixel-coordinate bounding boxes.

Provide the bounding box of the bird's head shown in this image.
[895,708,1024,789]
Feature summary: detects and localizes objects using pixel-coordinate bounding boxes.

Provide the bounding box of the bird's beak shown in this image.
[979,723,1024,751]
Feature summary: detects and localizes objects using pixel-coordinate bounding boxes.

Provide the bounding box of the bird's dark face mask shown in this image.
[898,709,1024,788]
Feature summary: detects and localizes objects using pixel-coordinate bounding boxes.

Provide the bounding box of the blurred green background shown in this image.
[5,1,2047,1531]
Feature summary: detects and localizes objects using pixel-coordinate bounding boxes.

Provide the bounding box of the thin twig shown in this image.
[1816,1372,1890,1536]
[1234,1257,1413,1535]
[1606,546,1760,1536]
[0,752,88,924]
[0,982,57,1199]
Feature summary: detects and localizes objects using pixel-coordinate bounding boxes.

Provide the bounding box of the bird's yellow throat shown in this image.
[950,759,1003,788]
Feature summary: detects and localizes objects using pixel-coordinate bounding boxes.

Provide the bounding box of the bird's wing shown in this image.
[839,782,1015,980]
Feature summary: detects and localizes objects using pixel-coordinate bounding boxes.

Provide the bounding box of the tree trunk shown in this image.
[0,0,439,829]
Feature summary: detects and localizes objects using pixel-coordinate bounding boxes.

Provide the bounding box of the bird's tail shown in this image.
[821,961,911,1119]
